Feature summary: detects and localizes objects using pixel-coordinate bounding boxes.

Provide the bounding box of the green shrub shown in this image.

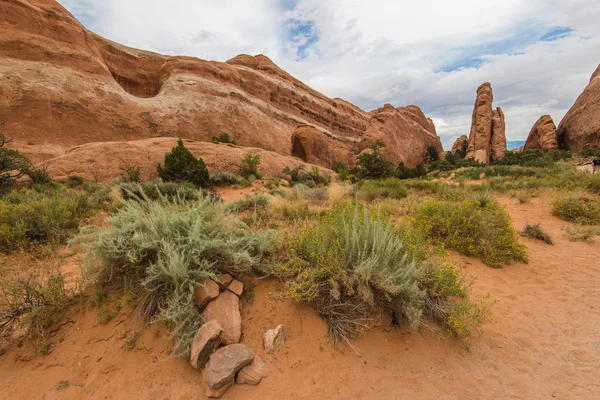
[354,144,394,180]
[396,163,427,179]
[552,195,600,225]
[0,133,31,192]
[240,153,262,179]
[120,164,141,183]
[157,139,209,187]
[0,185,96,252]
[492,149,569,168]
[282,165,330,187]
[211,133,236,145]
[587,174,600,195]
[428,159,455,172]
[359,178,408,201]
[74,190,272,357]
[226,195,269,212]
[413,198,528,268]
[66,175,85,188]
[26,165,53,185]
[209,171,248,186]
[270,203,491,342]
[520,223,553,244]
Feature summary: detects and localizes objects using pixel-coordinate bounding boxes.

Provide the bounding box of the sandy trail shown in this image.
[0,194,599,399]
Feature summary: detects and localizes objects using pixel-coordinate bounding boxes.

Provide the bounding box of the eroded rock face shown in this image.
[290,125,356,169]
[525,115,558,151]
[360,104,443,168]
[0,0,443,169]
[451,135,469,153]
[466,83,507,164]
[557,64,600,151]
[43,138,333,185]
[204,291,242,346]
[490,107,507,162]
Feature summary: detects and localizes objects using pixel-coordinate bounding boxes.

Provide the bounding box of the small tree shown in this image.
[0,132,32,191]
[355,144,394,180]
[157,139,209,187]
[240,153,261,179]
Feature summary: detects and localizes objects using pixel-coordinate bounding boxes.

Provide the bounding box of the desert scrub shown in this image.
[359,178,408,201]
[209,171,248,187]
[0,184,97,252]
[74,190,272,357]
[0,266,69,351]
[270,202,491,343]
[120,180,200,202]
[225,195,270,212]
[552,195,600,225]
[413,198,528,268]
[520,223,553,244]
[563,225,600,243]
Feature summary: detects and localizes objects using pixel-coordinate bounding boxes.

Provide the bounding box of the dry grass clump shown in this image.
[563,225,600,243]
[520,223,553,244]
[0,266,69,353]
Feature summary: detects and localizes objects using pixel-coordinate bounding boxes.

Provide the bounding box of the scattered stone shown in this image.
[205,380,234,398]
[203,291,242,345]
[236,355,269,385]
[190,320,224,370]
[263,324,285,354]
[279,179,289,187]
[227,280,244,297]
[215,274,233,291]
[203,344,255,397]
[194,279,220,311]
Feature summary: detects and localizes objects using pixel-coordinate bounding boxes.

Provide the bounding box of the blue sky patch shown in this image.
[437,24,574,72]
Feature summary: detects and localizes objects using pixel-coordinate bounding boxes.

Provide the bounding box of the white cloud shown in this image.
[58,0,600,149]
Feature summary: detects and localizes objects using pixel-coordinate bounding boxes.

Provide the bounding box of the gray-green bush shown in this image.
[75,190,272,356]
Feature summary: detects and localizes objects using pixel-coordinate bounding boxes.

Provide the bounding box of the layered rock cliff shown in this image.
[0,0,442,170]
[525,115,558,151]
[556,64,600,152]
[465,83,507,164]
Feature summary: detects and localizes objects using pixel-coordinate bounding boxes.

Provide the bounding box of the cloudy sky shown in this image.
[58,0,600,149]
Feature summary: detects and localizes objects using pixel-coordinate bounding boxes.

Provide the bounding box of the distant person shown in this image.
[593,158,600,174]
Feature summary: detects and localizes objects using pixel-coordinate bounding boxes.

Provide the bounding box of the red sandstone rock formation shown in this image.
[43,138,333,184]
[451,135,469,153]
[359,104,443,167]
[525,115,558,151]
[290,125,356,169]
[0,0,443,170]
[557,64,600,152]
[490,107,507,161]
[465,83,507,164]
